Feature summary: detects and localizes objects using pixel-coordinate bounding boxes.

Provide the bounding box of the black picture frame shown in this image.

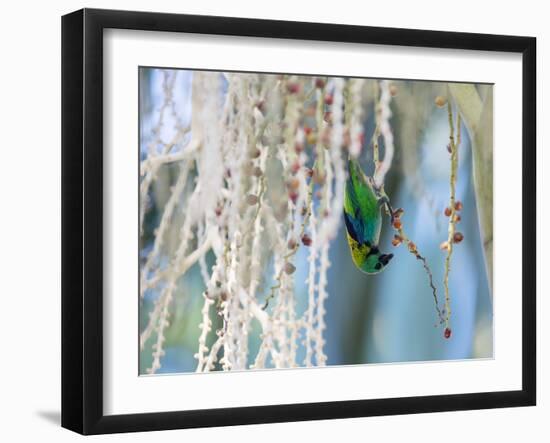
[62,8,536,435]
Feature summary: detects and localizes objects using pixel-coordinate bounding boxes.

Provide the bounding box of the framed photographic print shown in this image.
[61,8,536,435]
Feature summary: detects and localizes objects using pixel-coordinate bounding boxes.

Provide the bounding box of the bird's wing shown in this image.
[344,159,382,245]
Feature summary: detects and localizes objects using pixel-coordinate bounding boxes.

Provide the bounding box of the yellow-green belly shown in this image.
[346,232,371,269]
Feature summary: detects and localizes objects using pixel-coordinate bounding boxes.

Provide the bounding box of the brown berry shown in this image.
[447,143,452,153]
[454,214,462,223]
[273,135,285,145]
[440,241,449,251]
[453,232,464,244]
[435,96,447,107]
[324,94,334,105]
[246,194,258,205]
[454,201,463,211]
[444,327,452,339]
[255,100,266,113]
[243,162,254,175]
[408,242,417,253]
[306,132,317,145]
[304,106,316,117]
[284,262,296,275]
[220,291,228,302]
[274,203,287,222]
[315,78,326,89]
[252,166,263,177]
[392,219,402,230]
[287,238,297,250]
[287,177,300,190]
[321,128,331,147]
[306,168,314,178]
[313,170,326,185]
[342,129,351,148]
[444,207,452,217]
[391,235,403,247]
[301,234,312,246]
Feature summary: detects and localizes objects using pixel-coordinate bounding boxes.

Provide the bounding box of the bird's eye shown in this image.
[375,262,382,270]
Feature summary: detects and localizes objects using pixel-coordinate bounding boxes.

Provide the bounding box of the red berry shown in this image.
[289,191,298,204]
[301,234,312,246]
[453,232,464,244]
[324,94,334,105]
[444,327,452,339]
[315,78,326,88]
[444,207,452,217]
[454,201,463,211]
[286,82,301,94]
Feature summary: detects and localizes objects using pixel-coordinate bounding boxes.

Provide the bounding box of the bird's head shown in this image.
[360,251,394,274]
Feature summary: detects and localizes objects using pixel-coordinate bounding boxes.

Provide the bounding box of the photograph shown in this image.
[138,67,494,375]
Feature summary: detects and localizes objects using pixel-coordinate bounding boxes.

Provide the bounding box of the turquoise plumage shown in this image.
[344,159,393,274]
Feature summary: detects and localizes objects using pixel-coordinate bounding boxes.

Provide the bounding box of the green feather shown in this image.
[344,159,393,274]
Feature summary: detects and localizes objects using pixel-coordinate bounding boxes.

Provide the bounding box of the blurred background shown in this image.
[139,68,493,374]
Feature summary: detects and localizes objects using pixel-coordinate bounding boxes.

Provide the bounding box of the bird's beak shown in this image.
[379,253,394,265]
